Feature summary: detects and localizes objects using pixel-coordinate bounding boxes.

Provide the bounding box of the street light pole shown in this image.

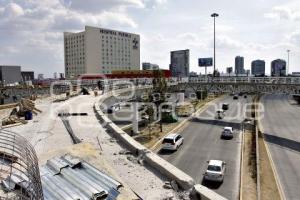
[211,13,219,77]
[287,49,290,76]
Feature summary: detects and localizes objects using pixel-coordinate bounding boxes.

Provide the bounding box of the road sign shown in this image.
[198,58,213,67]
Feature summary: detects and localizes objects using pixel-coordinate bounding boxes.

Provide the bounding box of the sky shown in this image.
[0,0,299,77]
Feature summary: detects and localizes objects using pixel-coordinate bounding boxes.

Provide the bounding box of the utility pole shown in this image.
[211,13,219,77]
[287,49,290,76]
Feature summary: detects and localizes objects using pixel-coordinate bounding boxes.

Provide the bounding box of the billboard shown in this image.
[198,58,213,67]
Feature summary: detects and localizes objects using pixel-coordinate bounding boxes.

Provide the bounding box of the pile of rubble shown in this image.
[1,98,42,127]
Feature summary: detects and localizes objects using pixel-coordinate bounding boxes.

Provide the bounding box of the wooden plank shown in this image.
[0,103,18,110]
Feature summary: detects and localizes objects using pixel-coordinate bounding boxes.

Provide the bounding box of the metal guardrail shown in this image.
[188,77,300,84]
[46,76,300,86]
[255,125,261,200]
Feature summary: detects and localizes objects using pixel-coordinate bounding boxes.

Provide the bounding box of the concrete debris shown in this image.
[137,158,144,165]
[163,182,173,190]
[126,155,138,163]
[119,149,132,155]
[176,190,191,200]
[81,87,90,95]
[171,180,179,192]
[109,138,117,143]
[162,195,175,200]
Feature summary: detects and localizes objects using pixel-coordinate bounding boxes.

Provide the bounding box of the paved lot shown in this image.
[158,95,251,200]
[260,94,300,200]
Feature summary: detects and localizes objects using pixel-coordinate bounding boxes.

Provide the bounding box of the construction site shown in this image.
[0,82,197,200]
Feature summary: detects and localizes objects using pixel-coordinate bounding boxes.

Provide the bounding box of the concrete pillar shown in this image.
[177,93,185,104]
[132,103,139,134]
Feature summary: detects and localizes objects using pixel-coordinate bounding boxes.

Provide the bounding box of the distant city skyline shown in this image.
[0,0,299,77]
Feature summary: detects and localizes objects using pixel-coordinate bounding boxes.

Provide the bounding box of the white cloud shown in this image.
[288,31,300,46]
[62,0,145,13]
[264,6,300,21]
[0,0,299,76]
[154,0,168,5]
[0,3,24,18]
[98,11,138,28]
[144,0,168,9]
[216,36,243,49]
[177,33,199,43]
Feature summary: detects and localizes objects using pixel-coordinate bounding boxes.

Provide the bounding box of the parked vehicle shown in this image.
[203,160,226,183]
[107,103,121,113]
[222,103,229,110]
[162,133,184,151]
[221,127,233,139]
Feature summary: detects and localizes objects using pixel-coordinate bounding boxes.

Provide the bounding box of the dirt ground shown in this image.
[133,121,181,148]
[241,131,257,200]
[134,98,215,149]
[258,135,281,200]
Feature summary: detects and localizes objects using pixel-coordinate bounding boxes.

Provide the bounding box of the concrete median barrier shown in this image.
[94,88,196,190]
[191,184,228,200]
[143,151,195,190]
[95,99,195,189]
[94,87,232,196]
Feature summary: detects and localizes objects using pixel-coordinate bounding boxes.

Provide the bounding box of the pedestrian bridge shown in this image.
[57,76,300,95]
[169,77,300,94]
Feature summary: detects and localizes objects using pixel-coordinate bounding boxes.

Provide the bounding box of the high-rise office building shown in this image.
[21,71,34,81]
[142,62,159,70]
[235,56,244,75]
[64,26,140,78]
[251,60,265,76]
[0,65,22,84]
[169,49,189,77]
[271,59,286,77]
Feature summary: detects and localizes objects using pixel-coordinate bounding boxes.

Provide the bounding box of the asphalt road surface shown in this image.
[260,94,300,200]
[158,95,251,200]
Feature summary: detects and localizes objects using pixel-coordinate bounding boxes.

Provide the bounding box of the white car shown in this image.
[221,127,233,139]
[162,133,184,151]
[203,160,226,183]
[107,103,121,113]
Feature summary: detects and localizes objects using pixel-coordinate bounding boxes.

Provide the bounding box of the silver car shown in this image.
[203,160,226,182]
[221,127,233,139]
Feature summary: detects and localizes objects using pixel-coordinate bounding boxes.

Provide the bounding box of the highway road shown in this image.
[158,95,251,200]
[260,94,300,200]
[101,92,185,128]
[101,95,134,127]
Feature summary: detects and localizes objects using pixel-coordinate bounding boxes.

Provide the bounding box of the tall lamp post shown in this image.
[211,13,219,77]
[287,49,290,76]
